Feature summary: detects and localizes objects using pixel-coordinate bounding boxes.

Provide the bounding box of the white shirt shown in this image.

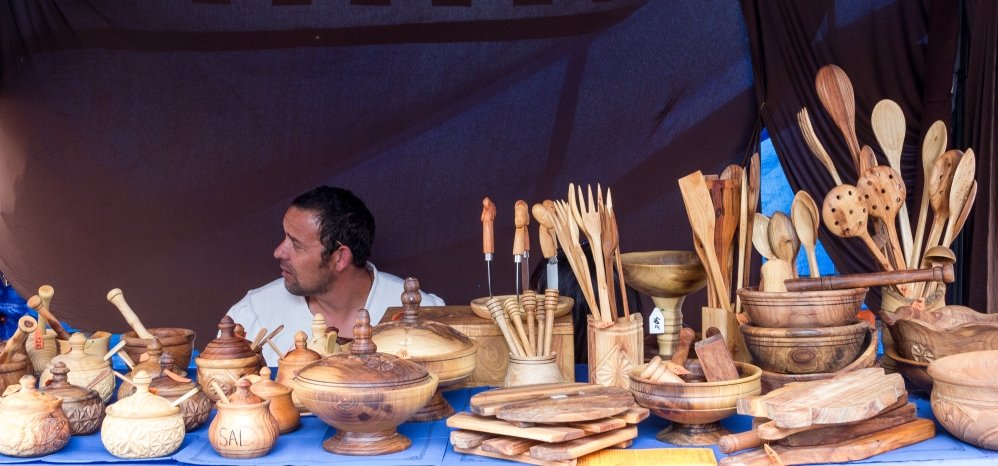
[227,262,444,364]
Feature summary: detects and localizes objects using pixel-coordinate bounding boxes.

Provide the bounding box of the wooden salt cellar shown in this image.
[101,370,187,459]
[196,315,260,402]
[147,352,212,431]
[307,314,341,357]
[39,361,105,435]
[293,309,439,455]
[372,277,478,421]
[41,333,115,402]
[250,367,300,433]
[0,375,71,457]
[0,316,36,393]
[275,331,321,410]
[210,378,280,459]
[117,337,167,399]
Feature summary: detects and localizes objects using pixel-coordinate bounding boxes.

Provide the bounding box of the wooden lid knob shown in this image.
[482,197,496,255]
[349,309,376,356]
[217,315,237,338]
[259,367,272,379]
[68,332,86,351]
[160,351,175,371]
[294,331,307,349]
[49,361,70,385]
[401,277,422,324]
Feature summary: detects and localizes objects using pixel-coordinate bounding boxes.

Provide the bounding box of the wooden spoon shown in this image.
[791,191,821,278]
[742,153,761,285]
[910,120,948,267]
[871,99,913,262]
[943,180,976,249]
[943,149,976,247]
[822,184,894,271]
[923,150,961,255]
[857,166,908,271]
[797,108,843,185]
[678,171,731,311]
[752,213,773,260]
[815,65,861,170]
[768,212,800,278]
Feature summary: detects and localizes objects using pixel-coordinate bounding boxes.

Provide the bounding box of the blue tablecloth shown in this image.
[3,366,998,466]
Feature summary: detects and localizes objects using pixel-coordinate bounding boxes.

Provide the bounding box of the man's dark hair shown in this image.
[291,186,374,267]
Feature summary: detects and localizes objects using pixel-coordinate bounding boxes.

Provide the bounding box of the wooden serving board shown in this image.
[756,395,910,441]
[530,426,638,461]
[454,445,576,466]
[736,368,905,428]
[471,383,636,423]
[448,413,589,443]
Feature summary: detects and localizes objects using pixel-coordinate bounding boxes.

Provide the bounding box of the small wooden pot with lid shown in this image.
[144,352,212,432]
[372,277,478,421]
[196,316,260,402]
[101,370,189,459]
[250,367,300,433]
[0,374,72,457]
[39,361,105,435]
[293,309,439,455]
[209,378,280,458]
[275,331,321,410]
[40,332,115,402]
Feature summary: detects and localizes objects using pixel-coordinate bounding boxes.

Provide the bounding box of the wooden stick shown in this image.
[267,339,287,360]
[783,264,954,292]
[26,295,71,340]
[543,289,558,356]
[211,381,231,404]
[104,340,136,369]
[259,325,285,349]
[487,297,523,357]
[249,327,268,350]
[106,288,155,339]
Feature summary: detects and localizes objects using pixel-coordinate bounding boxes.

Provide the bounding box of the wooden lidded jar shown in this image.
[293,309,439,455]
[39,361,105,435]
[41,333,114,402]
[372,277,478,421]
[117,337,166,399]
[196,316,259,402]
[275,331,321,410]
[101,371,186,459]
[148,352,212,431]
[209,378,280,459]
[0,375,71,457]
[307,314,341,357]
[250,367,300,434]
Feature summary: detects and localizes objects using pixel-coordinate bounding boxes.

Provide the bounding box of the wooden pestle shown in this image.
[106,288,155,339]
[719,430,763,454]
[670,327,696,366]
[503,299,533,357]
[36,285,53,347]
[543,289,558,356]
[26,294,71,340]
[784,264,954,292]
[0,316,37,362]
[534,298,546,357]
[487,297,523,357]
[521,290,538,353]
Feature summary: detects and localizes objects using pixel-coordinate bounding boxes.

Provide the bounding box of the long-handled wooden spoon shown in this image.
[923,150,961,256]
[768,212,800,278]
[871,99,913,262]
[815,65,861,170]
[942,149,976,248]
[797,108,843,185]
[943,180,976,249]
[822,184,894,271]
[857,166,908,271]
[791,191,821,278]
[909,120,948,267]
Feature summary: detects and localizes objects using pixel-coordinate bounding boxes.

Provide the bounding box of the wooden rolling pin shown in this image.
[106,288,155,339]
[783,264,954,292]
[26,294,72,340]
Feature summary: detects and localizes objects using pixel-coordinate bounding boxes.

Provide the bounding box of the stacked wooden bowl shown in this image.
[737,287,877,392]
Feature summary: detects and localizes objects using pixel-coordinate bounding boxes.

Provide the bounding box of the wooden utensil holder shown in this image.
[587,314,644,389]
[503,353,563,387]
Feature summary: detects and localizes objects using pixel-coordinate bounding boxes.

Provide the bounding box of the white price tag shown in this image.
[649,308,665,335]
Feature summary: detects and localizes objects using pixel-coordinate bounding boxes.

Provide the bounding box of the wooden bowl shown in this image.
[884,347,932,395]
[737,286,866,328]
[628,360,761,445]
[760,325,878,393]
[470,295,573,320]
[0,357,33,394]
[928,350,998,450]
[884,305,998,363]
[739,320,868,374]
[122,328,195,370]
[56,331,111,358]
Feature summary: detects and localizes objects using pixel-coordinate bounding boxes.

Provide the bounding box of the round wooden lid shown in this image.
[149,352,198,397]
[50,333,108,372]
[39,362,101,403]
[106,371,178,419]
[199,316,255,360]
[282,331,321,364]
[223,378,265,406]
[250,367,291,397]
[2,375,63,411]
[373,277,475,359]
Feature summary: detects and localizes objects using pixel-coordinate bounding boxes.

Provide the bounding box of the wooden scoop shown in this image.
[910,120,948,267]
[857,166,908,271]
[768,212,800,278]
[871,99,913,262]
[815,65,861,169]
[822,184,894,271]
[791,191,821,278]
[923,150,961,255]
[106,288,155,339]
[942,149,976,247]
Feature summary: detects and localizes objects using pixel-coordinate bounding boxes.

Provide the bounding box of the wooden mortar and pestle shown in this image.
[107,288,196,372]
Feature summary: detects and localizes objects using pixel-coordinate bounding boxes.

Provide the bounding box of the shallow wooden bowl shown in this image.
[470,295,573,320]
[739,320,868,374]
[885,305,998,363]
[884,347,932,395]
[928,350,998,450]
[737,287,866,328]
[56,331,111,357]
[760,325,878,393]
[122,328,195,370]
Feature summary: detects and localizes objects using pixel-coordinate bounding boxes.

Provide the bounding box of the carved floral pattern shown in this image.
[910,343,936,363]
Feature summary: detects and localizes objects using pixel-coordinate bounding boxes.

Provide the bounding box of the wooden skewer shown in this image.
[106,288,155,339]
[211,381,230,404]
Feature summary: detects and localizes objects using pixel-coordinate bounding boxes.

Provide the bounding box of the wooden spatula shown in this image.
[679,171,731,311]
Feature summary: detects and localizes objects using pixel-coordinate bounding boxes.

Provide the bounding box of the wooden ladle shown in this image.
[822,184,894,271]
[923,150,961,256]
[857,166,908,271]
[910,120,948,268]
[767,212,800,278]
[791,191,821,278]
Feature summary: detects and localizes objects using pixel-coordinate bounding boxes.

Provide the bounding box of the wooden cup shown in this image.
[587,314,644,389]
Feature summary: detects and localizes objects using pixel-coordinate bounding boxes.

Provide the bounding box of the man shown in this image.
[227,186,444,364]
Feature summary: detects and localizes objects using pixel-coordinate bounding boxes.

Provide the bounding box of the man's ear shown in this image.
[332,246,354,273]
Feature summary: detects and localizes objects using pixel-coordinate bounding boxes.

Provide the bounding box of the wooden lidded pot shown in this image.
[148,352,212,432]
[41,333,114,402]
[39,361,105,435]
[196,316,259,402]
[372,277,477,421]
[101,370,186,459]
[0,375,71,457]
[209,378,280,459]
[275,331,321,410]
[293,309,439,455]
[250,367,300,434]
[117,337,166,399]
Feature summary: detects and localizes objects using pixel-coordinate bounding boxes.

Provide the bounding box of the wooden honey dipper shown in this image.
[502,299,531,357]
[486,297,523,357]
[543,289,558,356]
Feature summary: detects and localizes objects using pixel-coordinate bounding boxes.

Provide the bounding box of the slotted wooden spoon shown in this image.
[822,184,894,271]
[871,99,913,261]
[791,191,821,278]
[910,120,948,267]
[857,166,908,271]
[815,65,861,170]
[943,149,977,247]
[923,150,961,256]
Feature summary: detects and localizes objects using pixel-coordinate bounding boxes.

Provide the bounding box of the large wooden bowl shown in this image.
[470,295,573,320]
[928,350,998,450]
[884,305,998,363]
[884,347,932,395]
[760,325,878,393]
[629,360,761,445]
[739,320,868,374]
[122,328,195,370]
[737,287,866,328]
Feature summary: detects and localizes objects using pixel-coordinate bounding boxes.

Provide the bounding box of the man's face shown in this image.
[274,207,333,296]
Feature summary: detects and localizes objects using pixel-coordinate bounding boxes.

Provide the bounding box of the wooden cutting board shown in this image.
[736,368,905,428]
[454,445,576,466]
[756,395,910,441]
[447,413,590,443]
[471,383,635,423]
[530,426,638,461]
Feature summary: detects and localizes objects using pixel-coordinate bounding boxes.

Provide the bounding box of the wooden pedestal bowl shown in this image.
[928,350,998,450]
[884,347,932,395]
[629,360,762,445]
[739,320,868,374]
[884,304,998,363]
[760,325,878,393]
[470,295,573,320]
[122,328,195,371]
[737,287,866,328]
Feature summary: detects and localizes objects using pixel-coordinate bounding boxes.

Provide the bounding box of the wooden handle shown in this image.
[784,264,954,292]
[106,288,155,339]
[503,299,533,357]
[482,197,496,255]
[513,200,528,256]
[249,328,267,350]
[522,290,537,352]
[543,289,558,356]
[670,327,696,366]
[0,316,37,362]
[534,298,546,356]
[543,200,558,251]
[487,297,523,357]
[532,203,557,259]
[718,429,763,454]
[26,295,71,340]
